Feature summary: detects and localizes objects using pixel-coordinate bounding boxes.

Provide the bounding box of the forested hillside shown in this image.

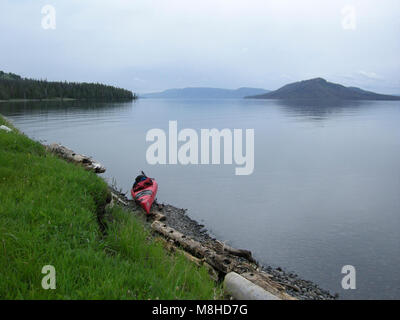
[0,71,135,101]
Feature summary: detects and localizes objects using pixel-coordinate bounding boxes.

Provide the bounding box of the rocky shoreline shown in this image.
[110,187,337,300]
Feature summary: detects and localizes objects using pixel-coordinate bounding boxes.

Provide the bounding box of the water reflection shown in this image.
[273,99,374,120]
[0,100,134,116]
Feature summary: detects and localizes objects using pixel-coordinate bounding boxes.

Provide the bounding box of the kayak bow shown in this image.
[131,173,158,215]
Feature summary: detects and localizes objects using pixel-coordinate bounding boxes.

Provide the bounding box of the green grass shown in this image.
[0,115,219,299]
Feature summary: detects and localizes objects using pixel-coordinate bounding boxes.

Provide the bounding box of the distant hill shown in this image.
[0,70,136,101]
[246,78,400,101]
[141,87,270,99]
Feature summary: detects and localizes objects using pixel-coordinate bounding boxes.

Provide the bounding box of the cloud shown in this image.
[133,77,146,83]
[357,71,384,80]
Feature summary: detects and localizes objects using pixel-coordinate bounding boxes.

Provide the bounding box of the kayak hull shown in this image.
[131,178,158,215]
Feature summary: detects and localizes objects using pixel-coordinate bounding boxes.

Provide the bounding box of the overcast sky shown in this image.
[1,0,399,94]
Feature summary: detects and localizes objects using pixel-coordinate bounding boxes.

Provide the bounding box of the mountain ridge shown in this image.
[141,87,270,99]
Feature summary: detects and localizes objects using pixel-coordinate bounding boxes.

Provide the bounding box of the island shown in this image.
[245,78,400,101]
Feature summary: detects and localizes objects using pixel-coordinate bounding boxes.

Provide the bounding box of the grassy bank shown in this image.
[0,115,219,299]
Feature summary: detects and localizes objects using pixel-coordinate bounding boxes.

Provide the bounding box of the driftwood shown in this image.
[111,192,128,206]
[151,220,295,300]
[215,240,256,263]
[240,272,295,300]
[157,237,204,264]
[46,143,106,173]
[152,211,166,222]
[224,272,280,300]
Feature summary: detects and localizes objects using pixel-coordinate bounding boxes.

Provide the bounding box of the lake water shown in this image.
[1,98,399,299]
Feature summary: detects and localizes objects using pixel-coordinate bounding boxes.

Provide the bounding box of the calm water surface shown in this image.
[1,99,399,299]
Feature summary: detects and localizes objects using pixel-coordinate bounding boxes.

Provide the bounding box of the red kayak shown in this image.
[131,172,158,215]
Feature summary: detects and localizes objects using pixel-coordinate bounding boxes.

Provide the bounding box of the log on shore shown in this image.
[224,272,280,300]
[215,240,256,263]
[151,220,295,300]
[46,143,106,173]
